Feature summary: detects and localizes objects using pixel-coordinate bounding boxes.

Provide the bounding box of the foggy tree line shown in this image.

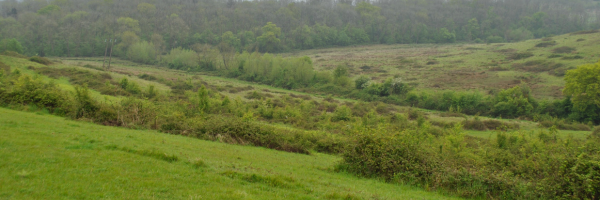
[0,0,599,56]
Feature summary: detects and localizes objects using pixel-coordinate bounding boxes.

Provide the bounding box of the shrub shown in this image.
[341,127,600,199]
[0,74,71,112]
[0,51,28,58]
[138,74,157,81]
[407,108,425,120]
[29,56,52,65]
[160,48,198,70]
[245,91,272,100]
[539,119,591,131]
[34,67,115,93]
[0,38,24,54]
[561,55,583,60]
[127,41,157,64]
[493,86,535,118]
[552,46,576,54]
[354,75,371,90]
[188,116,314,154]
[332,105,352,121]
[590,126,600,139]
[486,36,505,43]
[73,85,98,119]
[0,61,9,73]
[508,52,534,60]
[548,54,562,58]
[535,41,556,48]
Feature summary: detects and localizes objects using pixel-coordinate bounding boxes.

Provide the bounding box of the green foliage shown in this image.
[333,64,351,87]
[198,85,209,113]
[37,5,61,15]
[160,48,198,70]
[29,56,52,65]
[0,74,70,112]
[127,41,156,64]
[507,27,534,42]
[119,78,141,95]
[341,126,600,199]
[564,61,600,124]
[0,51,28,59]
[332,105,352,122]
[508,52,534,60]
[486,36,505,43]
[493,86,535,118]
[220,31,241,50]
[0,39,24,54]
[0,61,9,73]
[553,46,576,54]
[194,29,219,45]
[257,22,282,52]
[354,75,371,90]
[73,85,98,118]
[437,28,456,43]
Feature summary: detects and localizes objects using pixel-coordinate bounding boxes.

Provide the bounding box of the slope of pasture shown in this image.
[287,31,600,100]
[0,108,460,200]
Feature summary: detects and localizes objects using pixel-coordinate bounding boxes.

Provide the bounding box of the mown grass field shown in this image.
[286,31,600,100]
[0,107,461,200]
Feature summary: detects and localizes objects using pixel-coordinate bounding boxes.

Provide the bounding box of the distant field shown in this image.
[285,31,600,100]
[0,108,460,200]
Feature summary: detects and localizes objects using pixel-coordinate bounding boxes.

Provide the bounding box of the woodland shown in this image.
[1,0,599,56]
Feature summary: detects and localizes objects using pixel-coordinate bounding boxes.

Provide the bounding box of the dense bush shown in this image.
[160,48,198,70]
[0,74,71,113]
[29,56,52,65]
[553,46,576,53]
[340,126,600,199]
[508,52,534,60]
[0,51,28,59]
[486,36,505,43]
[127,41,157,64]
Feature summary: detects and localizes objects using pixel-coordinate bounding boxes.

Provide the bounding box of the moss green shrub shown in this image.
[340,127,600,199]
[29,56,52,65]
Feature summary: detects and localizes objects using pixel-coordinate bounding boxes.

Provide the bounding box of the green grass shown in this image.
[0,107,460,199]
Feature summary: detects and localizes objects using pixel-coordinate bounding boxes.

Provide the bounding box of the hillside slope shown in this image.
[288,30,600,99]
[0,108,460,200]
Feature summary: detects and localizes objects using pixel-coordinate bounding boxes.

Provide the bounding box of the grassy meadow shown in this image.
[0,107,459,200]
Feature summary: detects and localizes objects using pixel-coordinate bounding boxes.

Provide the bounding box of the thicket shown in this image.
[339,126,600,199]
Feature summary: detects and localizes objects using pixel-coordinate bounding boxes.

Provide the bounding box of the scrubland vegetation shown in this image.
[2,48,600,198]
[2,0,600,199]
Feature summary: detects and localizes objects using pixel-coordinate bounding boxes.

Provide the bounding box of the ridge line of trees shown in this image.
[1,0,599,56]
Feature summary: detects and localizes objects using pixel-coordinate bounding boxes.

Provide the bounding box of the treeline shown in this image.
[1,58,600,199]
[1,0,599,56]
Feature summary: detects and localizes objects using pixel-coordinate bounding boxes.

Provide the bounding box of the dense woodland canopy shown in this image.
[1,0,600,56]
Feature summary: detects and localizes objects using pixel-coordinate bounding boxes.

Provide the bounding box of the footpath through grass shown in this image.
[0,108,460,200]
